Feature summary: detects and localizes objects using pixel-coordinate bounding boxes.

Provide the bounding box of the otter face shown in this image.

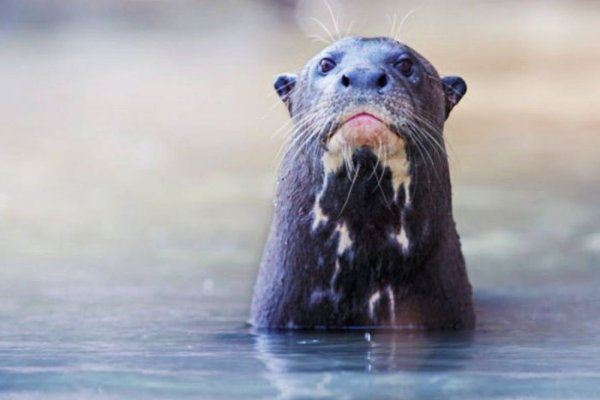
[273,37,466,163]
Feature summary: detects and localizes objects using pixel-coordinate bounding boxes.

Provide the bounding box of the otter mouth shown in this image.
[344,112,384,125]
[326,109,402,151]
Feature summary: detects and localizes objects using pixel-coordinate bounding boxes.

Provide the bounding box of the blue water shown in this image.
[2,186,600,399]
[2,276,600,399]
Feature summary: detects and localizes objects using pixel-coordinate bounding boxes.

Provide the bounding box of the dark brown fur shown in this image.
[250,37,475,330]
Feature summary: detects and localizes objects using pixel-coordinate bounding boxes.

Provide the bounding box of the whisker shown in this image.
[271,100,331,139]
[345,20,355,37]
[403,110,452,164]
[261,97,286,121]
[394,7,422,41]
[307,34,332,45]
[289,114,331,161]
[407,122,444,187]
[411,108,460,165]
[343,142,353,178]
[323,0,341,39]
[309,17,336,43]
[405,122,437,178]
[368,137,383,180]
[372,139,392,209]
[337,164,361,218]
[272,105,331,168]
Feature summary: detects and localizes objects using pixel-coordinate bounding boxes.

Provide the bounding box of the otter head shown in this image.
[273,37,466,174]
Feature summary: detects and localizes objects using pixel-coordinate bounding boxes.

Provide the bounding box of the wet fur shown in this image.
[251,37,475,330]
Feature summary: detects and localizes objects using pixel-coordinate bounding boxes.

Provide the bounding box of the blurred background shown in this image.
[1,0,599,296]
[1,0,600,397]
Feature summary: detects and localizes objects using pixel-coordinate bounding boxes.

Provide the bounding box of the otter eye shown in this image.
[318,58,336,74]
[395,59,414,77]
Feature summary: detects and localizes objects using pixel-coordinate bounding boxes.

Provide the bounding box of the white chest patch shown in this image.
[368,286,396,322]
[380,147,410,201]
[368,291,381,319]
[311,195,328,231]
[386,285,396,323]
[395,227,410,254]
[402,176,412,206]
[335,223,352,255]
[311,142,412,258]
[310,152,344,231]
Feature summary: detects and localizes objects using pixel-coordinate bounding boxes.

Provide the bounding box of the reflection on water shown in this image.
[254,330,474,399]
[251,286,600,399]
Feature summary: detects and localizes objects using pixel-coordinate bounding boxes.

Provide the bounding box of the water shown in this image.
[2,285,600,399]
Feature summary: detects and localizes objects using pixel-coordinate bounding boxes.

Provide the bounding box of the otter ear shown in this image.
[441,76,467,118]
[274,73,297,107]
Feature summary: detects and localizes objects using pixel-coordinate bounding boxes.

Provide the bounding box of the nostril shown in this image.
[376,73,388,89]
[341,74,350,87]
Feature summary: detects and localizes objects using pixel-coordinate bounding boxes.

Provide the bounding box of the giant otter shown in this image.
[250,37,475,330]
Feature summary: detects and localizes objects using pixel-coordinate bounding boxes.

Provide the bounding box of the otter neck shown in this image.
[277,139,453,271]
[312,146,410,233]
[268,138,455,326]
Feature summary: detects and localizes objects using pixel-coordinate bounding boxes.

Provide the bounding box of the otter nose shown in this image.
[339,67,390,93]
